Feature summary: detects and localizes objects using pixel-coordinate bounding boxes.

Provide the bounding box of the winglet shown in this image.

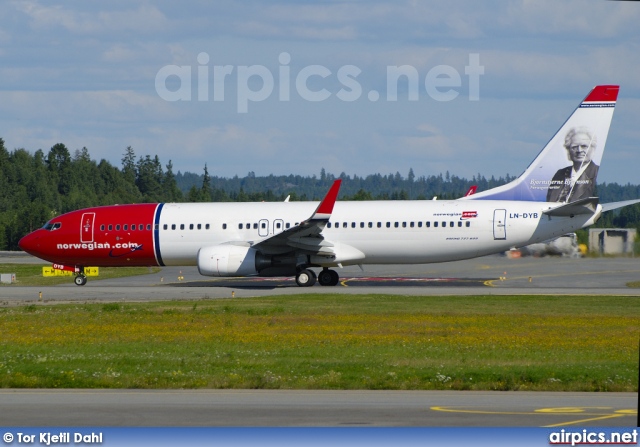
[312,179,341,220]
[463,185,477,197]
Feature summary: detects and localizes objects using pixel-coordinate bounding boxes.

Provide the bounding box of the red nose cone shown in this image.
[18,231,39,256]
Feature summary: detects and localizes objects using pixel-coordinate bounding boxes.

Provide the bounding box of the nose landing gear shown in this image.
[74,274,87,286]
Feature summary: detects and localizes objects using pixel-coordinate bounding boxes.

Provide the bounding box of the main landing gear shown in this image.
[295,268,340,287]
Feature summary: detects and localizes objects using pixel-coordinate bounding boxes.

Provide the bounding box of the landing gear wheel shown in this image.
[318,269,340,286]
[295,269,316,287]
[74,275,87,286]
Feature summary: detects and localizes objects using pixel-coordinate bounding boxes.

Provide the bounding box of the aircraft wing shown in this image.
[253,180,341,255]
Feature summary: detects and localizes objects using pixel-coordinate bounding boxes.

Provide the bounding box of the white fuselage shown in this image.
[156,199,590,267]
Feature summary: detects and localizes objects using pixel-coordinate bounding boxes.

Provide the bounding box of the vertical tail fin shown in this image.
[467,85,619,202]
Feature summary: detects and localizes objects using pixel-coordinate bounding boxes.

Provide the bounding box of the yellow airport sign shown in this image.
[42,267,99,277]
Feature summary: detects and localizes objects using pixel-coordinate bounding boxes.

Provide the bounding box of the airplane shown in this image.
[18,84,640,287]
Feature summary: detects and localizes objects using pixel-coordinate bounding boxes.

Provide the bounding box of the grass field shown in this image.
[0,264,160,286]
[0,294,637,391]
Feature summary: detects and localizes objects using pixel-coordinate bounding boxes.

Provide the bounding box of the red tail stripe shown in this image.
[583,85,619,103]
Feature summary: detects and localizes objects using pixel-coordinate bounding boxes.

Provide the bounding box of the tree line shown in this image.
[0,139,638,250]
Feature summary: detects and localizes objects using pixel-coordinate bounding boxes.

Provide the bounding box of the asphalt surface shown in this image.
[2,253,640,303]
[0,389,636,427]
[0,252,638,427]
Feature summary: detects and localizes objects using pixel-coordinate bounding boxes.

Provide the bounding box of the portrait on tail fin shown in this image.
[465,85,617,203]
[546,126,599,203]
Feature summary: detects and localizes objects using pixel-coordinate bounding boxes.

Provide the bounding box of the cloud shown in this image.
[1,0,638,185]
[17,2,168,36]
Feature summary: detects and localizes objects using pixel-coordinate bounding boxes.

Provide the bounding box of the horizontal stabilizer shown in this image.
[542,197,599,217]
[601,198,640,213]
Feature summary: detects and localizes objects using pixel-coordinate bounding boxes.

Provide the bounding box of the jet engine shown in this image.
[197,245,259,277]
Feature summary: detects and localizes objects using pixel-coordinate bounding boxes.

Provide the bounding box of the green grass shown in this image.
[0,294,638,391]
[0,264,160,286]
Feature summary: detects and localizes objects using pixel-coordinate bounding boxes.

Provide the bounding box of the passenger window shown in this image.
[246,223,250,229]
[434,222,438,228]
[163,224,168,230]
[190,224,194,230]
[442,221,446,227]
[180,224,185,230]
[342,222,347,228]
[253,223,258,229]
[360,222,364,228]
[123,224,128,231]
[327,222,332,228]
[418,222,422,228]
[197,224,202,230]
[100,224,105,231]
[146,224,151,231]
[261,222,266,229]
[426,222,430,227]
[450,222,454,227]
[222,224,227,230]
[108,224,113,231]
[351,222,356,228]
[377,222,381,228]
[410,222,414,228]
[466,221,470,227]
[368,222,372,228]
[131,224,135,231]
[394,222,399,228]
[139,224,144,231]
[386,222,391,228]
[205,224,210,230]
[458,221,462,227]
[116,224,121,231]
[286,223,290,229]
[239,223,243,229]
[171,224,176,230]
[276,222,281,229]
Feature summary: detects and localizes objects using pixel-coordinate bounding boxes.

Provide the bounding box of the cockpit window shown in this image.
[43,222,62,231]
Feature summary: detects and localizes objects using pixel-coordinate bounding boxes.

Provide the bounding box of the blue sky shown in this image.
[1,1,639,184]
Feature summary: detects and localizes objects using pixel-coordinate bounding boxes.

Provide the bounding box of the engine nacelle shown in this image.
[197,245,259,277]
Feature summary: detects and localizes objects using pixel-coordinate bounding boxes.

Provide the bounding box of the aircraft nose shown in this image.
[18,231,40,255]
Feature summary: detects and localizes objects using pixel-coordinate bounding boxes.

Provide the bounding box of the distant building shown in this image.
[588,228,637,255]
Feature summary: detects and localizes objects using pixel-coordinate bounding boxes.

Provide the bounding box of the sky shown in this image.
[0,0,639,184]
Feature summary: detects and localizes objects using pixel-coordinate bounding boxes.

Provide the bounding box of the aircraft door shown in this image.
[258,219,269,237]
[273,219,284,235]
[80,212,96,243]
[493,209,507,240]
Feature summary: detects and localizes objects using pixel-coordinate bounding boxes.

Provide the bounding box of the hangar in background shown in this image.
[589,228,637,255]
